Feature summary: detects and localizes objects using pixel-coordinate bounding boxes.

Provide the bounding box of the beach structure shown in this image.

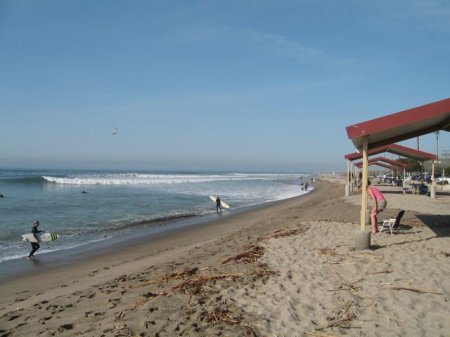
[353,156,409,170]
[344,143,438,162]
[355,157,409,184]
[354,161,398,171]
[345,98,450,237]
[354,157,408,171]
[353,158,409,192]
[344,144,437,196]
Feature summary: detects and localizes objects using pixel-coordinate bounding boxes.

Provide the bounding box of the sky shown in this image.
[1,0,449,172]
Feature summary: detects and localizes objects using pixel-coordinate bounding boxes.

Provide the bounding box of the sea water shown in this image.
[0,169,312,263]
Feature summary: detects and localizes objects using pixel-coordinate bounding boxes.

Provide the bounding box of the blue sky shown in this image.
[1,0,449,172]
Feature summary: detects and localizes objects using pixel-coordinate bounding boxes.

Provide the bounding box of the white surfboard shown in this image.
[22,232,59,243]
[209,195,230,209]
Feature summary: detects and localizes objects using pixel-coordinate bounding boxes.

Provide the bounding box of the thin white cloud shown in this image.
[243,28,322,60]
[166,24,355,67]
[242,27,356,66]
[155,0,358,67]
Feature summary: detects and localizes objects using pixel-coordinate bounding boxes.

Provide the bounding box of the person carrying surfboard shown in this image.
[216,196,222,213]
[28,220,43,259]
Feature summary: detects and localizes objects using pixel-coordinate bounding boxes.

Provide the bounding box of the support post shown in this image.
[432,161,435,182]
[345,160,351,196]
[360,138,369,231]
[431,161,436,199]
[403,167,406,194]
[355,139,371,250]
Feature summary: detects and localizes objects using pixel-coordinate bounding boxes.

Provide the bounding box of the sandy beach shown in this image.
[1,177,449,337]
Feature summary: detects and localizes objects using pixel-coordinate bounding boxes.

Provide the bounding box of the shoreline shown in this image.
[0,187,314,283]
[0,170,308,268]
[0,182,321,294]
[1,178,449,337]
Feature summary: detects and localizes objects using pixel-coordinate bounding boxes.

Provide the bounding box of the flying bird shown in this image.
[112,128,118,135]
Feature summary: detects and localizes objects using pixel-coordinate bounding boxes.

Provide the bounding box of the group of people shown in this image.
[299,176,314,191]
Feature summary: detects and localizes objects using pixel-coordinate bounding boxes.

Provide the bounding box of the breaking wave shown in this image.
[42,173,299,186]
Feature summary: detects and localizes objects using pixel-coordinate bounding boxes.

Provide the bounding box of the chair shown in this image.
[379,210,405,234]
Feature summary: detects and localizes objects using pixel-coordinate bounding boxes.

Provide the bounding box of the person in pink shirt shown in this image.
[367,180,387,234]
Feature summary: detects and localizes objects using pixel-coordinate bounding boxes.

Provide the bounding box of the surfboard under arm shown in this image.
[22,232,59,243]
[209,195,230,209]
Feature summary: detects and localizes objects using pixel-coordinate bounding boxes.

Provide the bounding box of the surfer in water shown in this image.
[28,220,43,259]
[216,196,222,213]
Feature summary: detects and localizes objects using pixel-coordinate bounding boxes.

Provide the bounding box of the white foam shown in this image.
[42,173,304,186]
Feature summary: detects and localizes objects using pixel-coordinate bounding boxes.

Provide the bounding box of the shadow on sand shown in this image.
[416,214,450,238]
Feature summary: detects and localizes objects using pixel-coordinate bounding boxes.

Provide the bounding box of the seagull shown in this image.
[112,128,118,135]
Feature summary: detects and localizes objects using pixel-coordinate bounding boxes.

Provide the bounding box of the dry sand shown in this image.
[0,177,449,337]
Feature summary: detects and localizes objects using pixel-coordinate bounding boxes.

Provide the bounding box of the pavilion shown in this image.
[345,98,450,232]
[344,145,436,194]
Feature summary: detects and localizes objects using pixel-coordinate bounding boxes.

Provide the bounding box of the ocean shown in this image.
[0,169,312,264]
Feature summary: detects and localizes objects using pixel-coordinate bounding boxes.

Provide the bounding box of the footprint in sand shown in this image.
[108,298,121,309]
[38,316,53,324]
[58,323,74,332]
[0,329,11,337]
[85,311,105,318]
[76,291,96,303]
[89,269,100,277]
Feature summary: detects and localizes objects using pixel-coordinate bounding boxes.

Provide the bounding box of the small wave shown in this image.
[108,211,204,231]
[0,253,29,264]
[0,247,66,264]
[42,172,306,186]
[1,176,47,184]
[53,211,206,237]
[42,175,226,185]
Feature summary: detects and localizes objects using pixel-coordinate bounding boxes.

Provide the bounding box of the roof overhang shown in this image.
[346,98,450,150]
[354,161,396,170]
[354,156,408,169]
[368,156,409,168]
[344,143,437,162]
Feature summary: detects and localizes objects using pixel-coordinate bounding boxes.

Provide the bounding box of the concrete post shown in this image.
[430,184,436,198]
[354,230,371,250]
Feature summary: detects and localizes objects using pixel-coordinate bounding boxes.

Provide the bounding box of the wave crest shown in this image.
[42,173,299,186]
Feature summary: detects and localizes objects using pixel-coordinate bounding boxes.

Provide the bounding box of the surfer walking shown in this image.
[216,196,222,213]
[28,220,43,259]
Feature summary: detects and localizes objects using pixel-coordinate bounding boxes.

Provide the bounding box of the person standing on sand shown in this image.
[216,196,222,213]
[367,181,387,234]
[28,220,43,259]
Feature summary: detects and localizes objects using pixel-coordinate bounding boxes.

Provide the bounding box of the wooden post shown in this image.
[347,160,350,184]
[345,160,352,196]
[360,138,369,231]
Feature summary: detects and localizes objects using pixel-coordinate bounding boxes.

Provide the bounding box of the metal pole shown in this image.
[435,131,439,160]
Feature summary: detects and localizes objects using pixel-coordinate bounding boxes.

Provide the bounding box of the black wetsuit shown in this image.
[216,197,222,213]
[29,225,42,258]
